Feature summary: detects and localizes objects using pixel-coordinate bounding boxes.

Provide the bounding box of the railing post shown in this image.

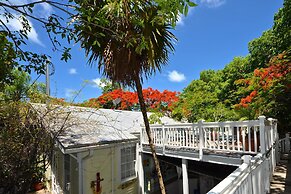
[259,116,266,154]
[198,120,205,160]
[268,120,274,146]
[268,118,276,173]
[140,126,143,151]
[242,155,252,165]
[285,133,290,153]
[162,124,165,155]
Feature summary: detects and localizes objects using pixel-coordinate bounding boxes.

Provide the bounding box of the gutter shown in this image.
[70,149,93,194]
[63,140,138,154]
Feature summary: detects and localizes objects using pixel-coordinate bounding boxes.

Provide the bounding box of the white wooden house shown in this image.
[34,104,177,194]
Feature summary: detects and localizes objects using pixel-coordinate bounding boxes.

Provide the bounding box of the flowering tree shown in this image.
[236,51,291,130]
[80,87,179,114]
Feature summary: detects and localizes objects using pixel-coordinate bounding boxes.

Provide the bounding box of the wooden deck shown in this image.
[141,117,277,166]
[141,144,247,166]
[271,152,291,193]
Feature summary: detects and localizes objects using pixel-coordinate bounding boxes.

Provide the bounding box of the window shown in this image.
[120,145,136,181]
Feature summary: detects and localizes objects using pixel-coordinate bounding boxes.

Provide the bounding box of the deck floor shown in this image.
[270,152,291,193]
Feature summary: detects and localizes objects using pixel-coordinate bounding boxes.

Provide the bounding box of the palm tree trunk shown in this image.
[134,76,166,194]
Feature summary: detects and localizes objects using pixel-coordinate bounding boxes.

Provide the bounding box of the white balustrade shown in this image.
[140,116,277,156]
[207,147,279,194]
[279,133,291,153]
[207,118,283,194]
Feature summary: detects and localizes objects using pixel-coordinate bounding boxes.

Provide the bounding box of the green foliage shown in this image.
[98,78,122,94]
[0,69,30,101]
[220,57,250,106]
[0,69,47,103]
[172,72,239,122]
[248,0,291,71]
[248,30,277,70]
[0,33,18,91]
[0,102,52,194]
[273,0,291,54]
[154,0,197,26]
[0,1,76,75]
[27,82,47,103]
[149,112,164,124]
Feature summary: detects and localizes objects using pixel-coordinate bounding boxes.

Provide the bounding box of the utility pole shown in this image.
[46,62,50,103]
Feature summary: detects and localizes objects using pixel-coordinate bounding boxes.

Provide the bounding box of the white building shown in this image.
[34,104,178,194]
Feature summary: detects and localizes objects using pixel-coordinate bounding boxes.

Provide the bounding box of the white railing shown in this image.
[279,133,290,154]
[141,116,277,157]
[207,154,272,194]
[207,134,290,194]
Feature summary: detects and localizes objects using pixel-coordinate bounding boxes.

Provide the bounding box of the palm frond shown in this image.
[75,0,177,87]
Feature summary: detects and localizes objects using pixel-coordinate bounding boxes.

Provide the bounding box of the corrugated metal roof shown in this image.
[32,104,178,149]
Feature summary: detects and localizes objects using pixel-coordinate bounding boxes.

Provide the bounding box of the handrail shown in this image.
[279,134,290,153]
[140,116,278,157]
[207,162,249,194]
[207,133,289,194]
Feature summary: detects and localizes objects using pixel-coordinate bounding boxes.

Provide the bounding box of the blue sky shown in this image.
[6,0,284,102]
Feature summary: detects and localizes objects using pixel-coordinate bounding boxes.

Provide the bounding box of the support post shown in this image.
[259,116,266,154]
[182,159,189,194]
[138,151,144,194]
[285,133,290,153]
[198,120,204,160]
[162,124,165,155]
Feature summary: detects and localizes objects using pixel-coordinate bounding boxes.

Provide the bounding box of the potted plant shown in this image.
[31,167,45,191]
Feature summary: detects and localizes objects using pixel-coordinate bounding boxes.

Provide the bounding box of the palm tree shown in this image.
[75,1,177,193]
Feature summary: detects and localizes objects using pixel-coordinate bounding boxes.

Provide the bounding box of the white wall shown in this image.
[80,143,138,194]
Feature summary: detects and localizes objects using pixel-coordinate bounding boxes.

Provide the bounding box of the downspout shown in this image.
[70,149,93,194]
[111,146,114,194]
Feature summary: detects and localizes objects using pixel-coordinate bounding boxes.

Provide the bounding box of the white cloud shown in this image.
[177,6,196,26]
[26,20,43,46]
[1,14,44,46]
[0,0,54,46]
[65,88,76,98]
[92,78,106,88]
[168,70,186,82]
[177,14,185,26]
[39,2,53,18]
[200,0,226,8]
[69,68,77,75]
[7,1,54,18]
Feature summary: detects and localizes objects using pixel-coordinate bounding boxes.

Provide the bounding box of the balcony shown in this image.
[140,116,277,166]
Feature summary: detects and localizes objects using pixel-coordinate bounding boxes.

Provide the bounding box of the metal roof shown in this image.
[32,104,178,150]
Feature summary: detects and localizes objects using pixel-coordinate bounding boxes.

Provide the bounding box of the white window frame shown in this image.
[119,144,137,183]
